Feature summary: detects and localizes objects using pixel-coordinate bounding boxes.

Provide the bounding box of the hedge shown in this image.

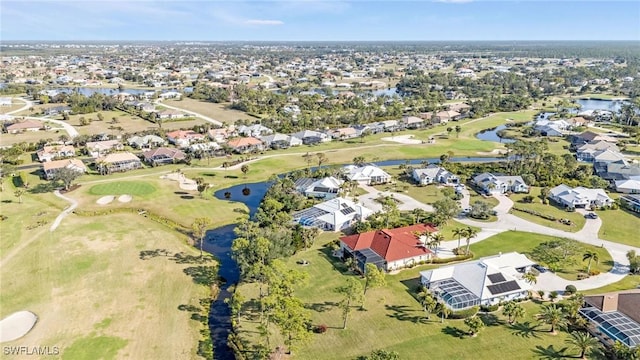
[431,253,473,264]
[511,206,557,221]
[448,306,479,319]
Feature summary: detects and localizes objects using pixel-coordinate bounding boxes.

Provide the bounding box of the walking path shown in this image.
[154,99,223,127]
[50,190,79,231]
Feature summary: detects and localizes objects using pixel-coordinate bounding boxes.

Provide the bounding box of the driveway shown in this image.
[357,183,434,213]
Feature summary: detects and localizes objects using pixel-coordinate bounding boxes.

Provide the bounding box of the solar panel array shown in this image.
[487,273,507,284]
[580,307,640,347]
[487,280,521,295]
[340,207,355,215]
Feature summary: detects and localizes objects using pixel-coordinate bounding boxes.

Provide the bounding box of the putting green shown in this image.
[89,181,156,196]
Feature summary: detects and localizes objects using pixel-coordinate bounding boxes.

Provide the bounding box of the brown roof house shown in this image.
[580,290,640,349]
[5,119,43,134]
[226,137,264,154]
[96,152,142,174]
[42,158,87,180]
[143,147,186,166]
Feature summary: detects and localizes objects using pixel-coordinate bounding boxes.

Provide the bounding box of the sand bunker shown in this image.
[381,134,423,145]
[161,173,198,191]
[96,195,115,205]
[0,311,38,343]
[118,194,132,203]
[476,149,508,156]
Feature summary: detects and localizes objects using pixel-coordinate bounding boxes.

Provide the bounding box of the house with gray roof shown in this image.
[290,130,331,145]
[615,179,640,194]
[128,135,166,149]
[576,141,619,162]
[412,165,459,186]
[237,124,273,137]
[260,133,303,149]
[420,252,534,310]
[548,184,613,209]
[473,173,529,194]
[294,176,343,199]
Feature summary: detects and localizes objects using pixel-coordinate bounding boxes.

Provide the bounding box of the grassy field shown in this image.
[597,208,640,247]
[66,110,210,136]
[165,98,252,124]
[470,231,612,280]
[0,128,69,147]
[235,234,577,360]
[0,211,210,360]
[509,188,586,232]
[89,181,157,197]
[582,275,640,295]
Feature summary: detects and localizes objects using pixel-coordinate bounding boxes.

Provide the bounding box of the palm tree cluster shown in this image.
[452,226,479,255]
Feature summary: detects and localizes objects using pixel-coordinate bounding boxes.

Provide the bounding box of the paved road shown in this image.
[154,99,223,127]
[50,190,79,231]
[7,97,80,138]
[358,183,434,213]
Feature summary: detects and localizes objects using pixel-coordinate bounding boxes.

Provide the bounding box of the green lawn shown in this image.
[236,234,577,360]
[509,188,586,232]
[89,181,157,197]
[470,231,613,280]
[597,208,640,248]
[582,275,640,295]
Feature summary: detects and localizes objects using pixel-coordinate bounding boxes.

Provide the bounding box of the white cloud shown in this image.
[244,19,285,25]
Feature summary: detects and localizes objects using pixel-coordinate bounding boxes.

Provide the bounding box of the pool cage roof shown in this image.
[430,279,480,308]
[580,306,640,348]
[354,248,386,269]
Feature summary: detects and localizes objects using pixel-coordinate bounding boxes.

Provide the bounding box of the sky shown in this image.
[1,0,639,41]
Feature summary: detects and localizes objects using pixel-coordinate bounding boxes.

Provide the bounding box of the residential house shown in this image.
[158,91,182,100]
[237,124,273,137]
[127,135,166,149]
[446,103,472,116]
[85,140,122,158]
[290,130,330,145]
[42,158,87,180]
[420,252,534,310]
[96,152,142,174]
[576,141,620,162]
[615,179,640,194]
[548,184,613,209]
[292,197,373,232]
[340,224,438,272]
[534,119,571,137]
[402,116,425,129]
[327,127,358,140]
[36,145,76,162]
[226,137,264,153]
[593,150,629,176]
[343,164,392,184]
[157,109,187,120]
[580,290,640,349]
[411,165,460,185]
[166,130,205,148]
[378,119,401,132]
[473,173,529,194]
[294,176,344,199]
[620,194,640,214]
[5,119,43,133]
[143,147,186,166]
[598,163,640,183]
[43,105,72,116]
[570,131,619,148]
[434,110,462,123]
[259,133,303,149]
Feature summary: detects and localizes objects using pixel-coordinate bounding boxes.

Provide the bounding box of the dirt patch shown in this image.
[381,134,423,144]
[60,184,81,194]
[0,311,38,342]
[117,195,132,203]
[96,195,115,205]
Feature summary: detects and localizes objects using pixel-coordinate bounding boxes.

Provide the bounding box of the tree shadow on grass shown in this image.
[384,304,426,324]
[441,326,466,339]
[183,265,217,286]
[510,321,542,338]
[400,278,423,302]
[305,301,338,313]
[29,182,57,194]
[479,313,505,327]
[318,246,351,275]
[532,345,569,359]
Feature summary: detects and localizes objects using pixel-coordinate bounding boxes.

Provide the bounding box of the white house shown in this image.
[294,176,344,199]
[292,197,373,232]
[343,164,392,184]
[237,124,273,137]
[420,252,534,310]
[412,165,459,186]
[259,133,303,149]
[36,145,76,162]
[615,179,640,194]
[549,184,614,209]
[473,173,529,194]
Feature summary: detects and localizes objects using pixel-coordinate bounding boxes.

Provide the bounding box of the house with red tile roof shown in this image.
[226,137,264,154]
[42,158,87,180]
[339,224,438,272]
[5,119,43,134]
[166,130,205,148]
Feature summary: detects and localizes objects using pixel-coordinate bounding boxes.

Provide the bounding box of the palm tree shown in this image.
[503,302,526,324]
[565,331,600,359]
[522,271,537,285]
[464,226,478,255]
[452,227,465,251]
[537,304,565,334]
[417,287,436,320]
[429,233,445,255]
[583,251,599,274]
[14,189,24,204]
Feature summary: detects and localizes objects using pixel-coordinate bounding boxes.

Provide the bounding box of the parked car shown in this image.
[532,264,548,273]
[584,213,598,219]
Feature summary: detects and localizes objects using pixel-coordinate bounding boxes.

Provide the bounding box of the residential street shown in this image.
[7,97,80,138]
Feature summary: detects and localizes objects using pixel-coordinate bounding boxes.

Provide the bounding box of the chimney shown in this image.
[602,294,619,313]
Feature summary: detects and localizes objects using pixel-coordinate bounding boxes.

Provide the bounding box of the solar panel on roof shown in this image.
[487,280,521,295]
[487,273,507,284]
[340,207,355,215]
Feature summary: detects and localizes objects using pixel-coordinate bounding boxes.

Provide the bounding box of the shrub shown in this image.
[480,304,500,312]
[431,253,473,264]
[449,306,479,319]
[565,285,577,295]
[589,269,601,276]
[314,324,328,334]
